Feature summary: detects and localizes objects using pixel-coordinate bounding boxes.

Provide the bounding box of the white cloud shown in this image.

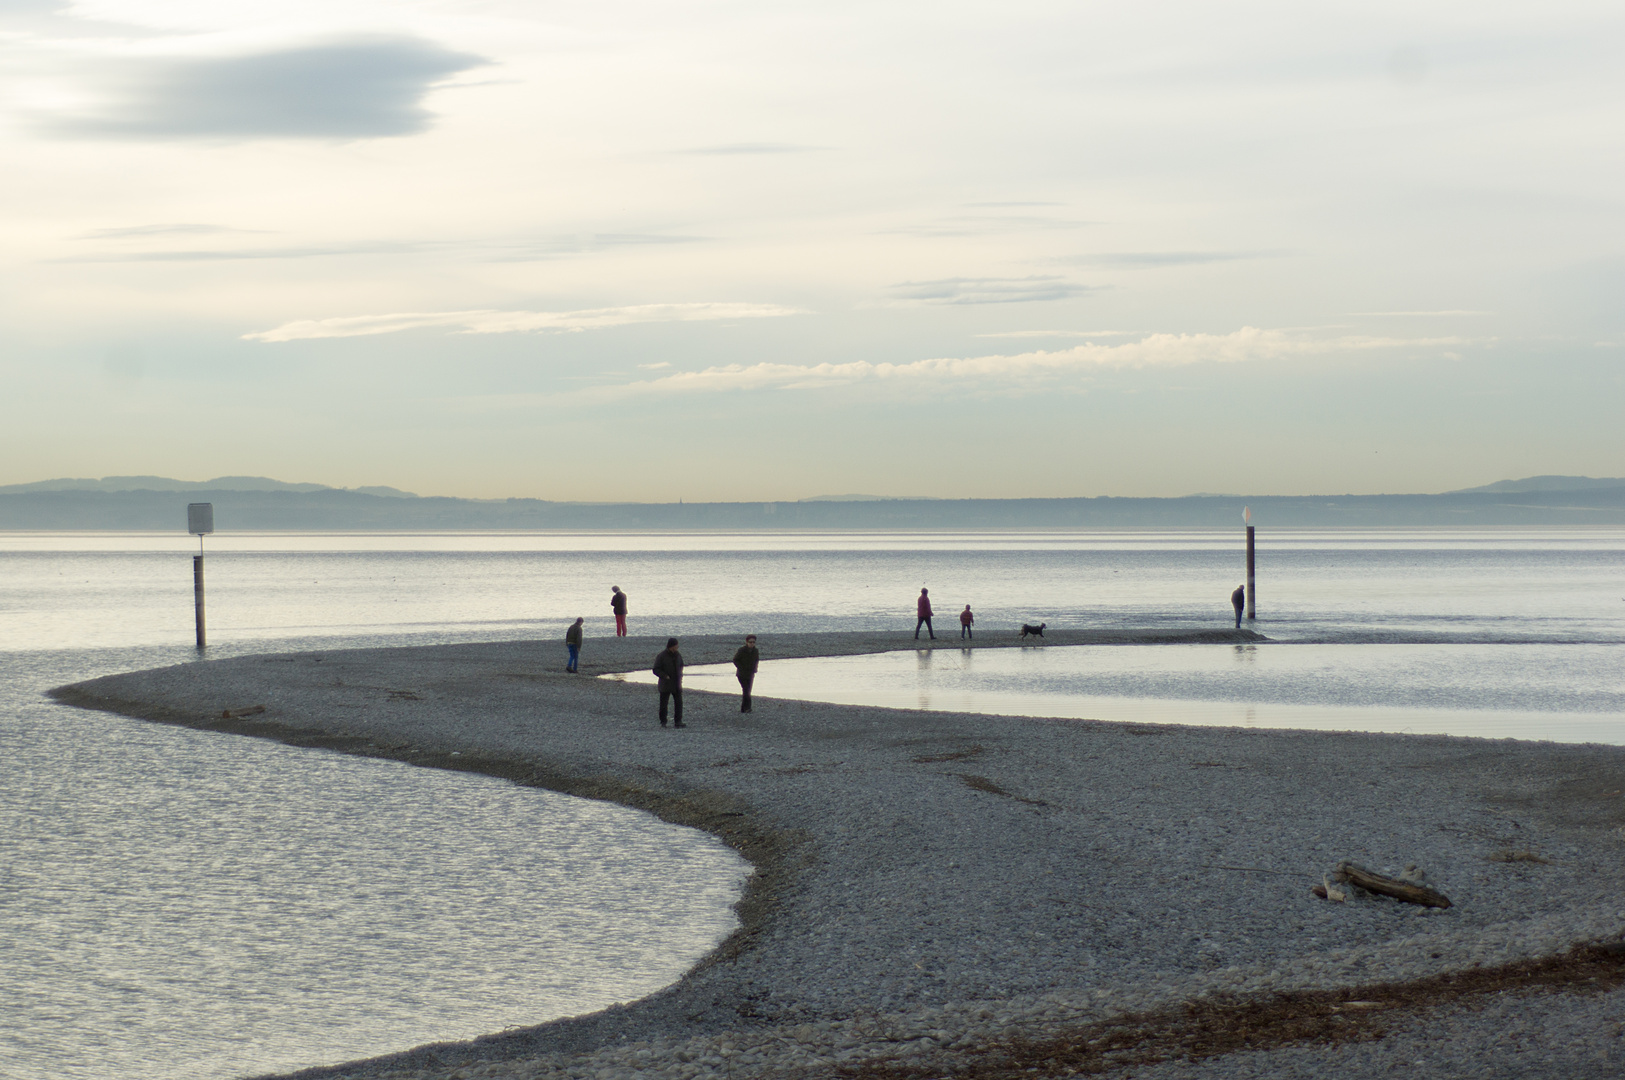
[244,302,806,342]
[81,223,247,239]
[610,328,1472,396]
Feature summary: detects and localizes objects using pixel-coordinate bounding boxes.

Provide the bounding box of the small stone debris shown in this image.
[1486,849,1551,864]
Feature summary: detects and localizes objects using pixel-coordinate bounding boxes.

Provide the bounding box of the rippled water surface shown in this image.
[0,644,748,1080]
[3,528,1622,1078]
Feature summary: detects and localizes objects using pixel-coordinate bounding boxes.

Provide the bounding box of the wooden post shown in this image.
[194,552,206,649]
[1245,525,1255,620]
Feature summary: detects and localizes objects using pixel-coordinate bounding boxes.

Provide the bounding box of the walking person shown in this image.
[732,634,760,713]
[960,605,974,640]
[653,637,685,727]
[1231,584,1246,629]
[565,617,584,673]
[611,586,628,637]
[915,587,935,640]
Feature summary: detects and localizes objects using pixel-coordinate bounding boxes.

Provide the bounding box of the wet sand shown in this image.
[53,630,1625,1079]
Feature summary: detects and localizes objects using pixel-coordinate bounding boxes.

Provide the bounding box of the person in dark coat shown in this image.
[915,588,935,640]
[565,617,583,672]
[653,637,685,727]
[732,634,760,713]
[1231,584,1246,629]
[960,605,974,639]
[611,586,628,637]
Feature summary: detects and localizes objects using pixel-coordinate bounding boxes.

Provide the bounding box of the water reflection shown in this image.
[646,643,1625,744]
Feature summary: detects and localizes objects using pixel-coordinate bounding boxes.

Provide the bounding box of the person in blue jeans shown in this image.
[960,605,974,639]
[565,617,583,672]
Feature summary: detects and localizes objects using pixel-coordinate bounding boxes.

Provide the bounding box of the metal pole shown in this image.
[194,551,207,649]
[1245,525,1256,620]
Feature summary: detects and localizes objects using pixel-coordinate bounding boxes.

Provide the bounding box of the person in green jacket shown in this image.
[565,617,583,672]
[732,634,760,713]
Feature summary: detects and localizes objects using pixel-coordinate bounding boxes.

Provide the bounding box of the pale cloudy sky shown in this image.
[2,0,1621,500]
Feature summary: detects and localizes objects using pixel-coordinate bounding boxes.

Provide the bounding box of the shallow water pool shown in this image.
[621,643,1625,744]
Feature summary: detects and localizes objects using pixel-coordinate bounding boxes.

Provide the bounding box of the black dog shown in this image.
[1020,622,1046,639]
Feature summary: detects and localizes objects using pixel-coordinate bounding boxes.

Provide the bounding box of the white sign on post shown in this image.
[188,503,214,536]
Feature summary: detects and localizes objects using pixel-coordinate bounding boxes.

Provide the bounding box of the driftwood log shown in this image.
[1333,861,1453,908]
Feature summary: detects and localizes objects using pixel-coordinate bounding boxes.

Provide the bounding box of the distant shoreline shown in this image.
[53,631,1625,1080]
[8,485,1625,531]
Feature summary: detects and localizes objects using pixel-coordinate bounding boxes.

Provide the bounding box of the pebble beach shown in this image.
[53,630,1625,1079]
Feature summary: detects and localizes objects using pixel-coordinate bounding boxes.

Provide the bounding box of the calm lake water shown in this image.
[3,528,1622,1079]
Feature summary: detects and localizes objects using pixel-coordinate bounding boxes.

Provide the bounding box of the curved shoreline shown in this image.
[52,630,1625,1078]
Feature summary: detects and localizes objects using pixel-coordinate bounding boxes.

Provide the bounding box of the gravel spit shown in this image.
[53,630,1625,1079]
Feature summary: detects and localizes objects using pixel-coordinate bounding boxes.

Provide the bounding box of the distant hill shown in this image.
[2,475,1624,530]
[0,476,418,497]
[1450,475,1625,494]
[800,493,941,502]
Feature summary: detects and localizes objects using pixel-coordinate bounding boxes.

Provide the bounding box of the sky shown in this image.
[1,0,1621,501]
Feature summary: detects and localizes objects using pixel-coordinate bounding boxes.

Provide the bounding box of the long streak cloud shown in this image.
[245,302,806,342]
[608,328,1471,395]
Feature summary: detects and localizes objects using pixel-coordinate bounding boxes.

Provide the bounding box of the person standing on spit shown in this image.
[1231,584,1246,629]
[915,587,935,640]
[732,634,760,713]
[611,586,628,637]
[653,637,685,727]
[960,605,974,639]
[565,617,584,673]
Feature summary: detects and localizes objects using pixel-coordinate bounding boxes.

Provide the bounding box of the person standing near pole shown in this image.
[611,586,628,637]
[653,637,685,727]
[960,604,974,639]
[732,634,759,713]
[1231,585,1246,629]
[915,588,935,640]
[565,617,584,672]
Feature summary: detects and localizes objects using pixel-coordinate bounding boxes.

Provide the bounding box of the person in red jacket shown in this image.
[611,585,628,636]
[960,604,974,640]
[915,587,935,640]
